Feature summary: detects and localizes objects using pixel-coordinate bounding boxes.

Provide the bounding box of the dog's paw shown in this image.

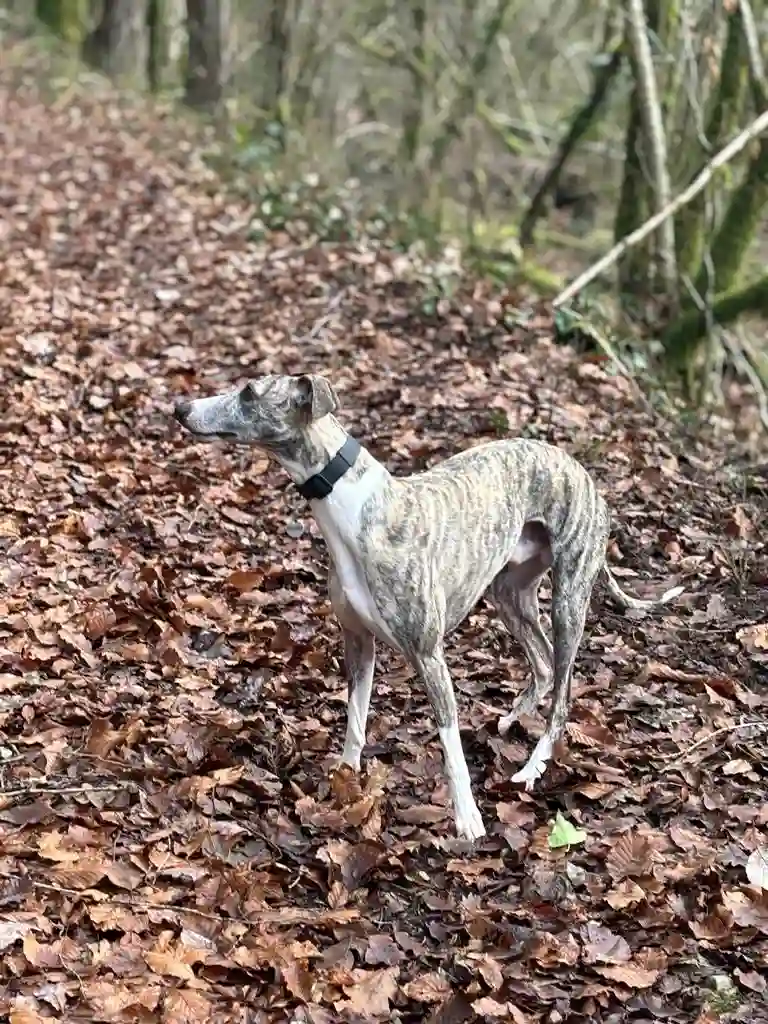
[336,750,362,773]
[454,802,486,843]
[511,735,554,791]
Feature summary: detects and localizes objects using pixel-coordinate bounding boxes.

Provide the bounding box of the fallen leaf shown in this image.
[581,921,631,964]
[336,967,399,1018]
[722,889,768,933]
[606,831,660,880]
[548,811,587,849]
[471,997,516,1019]
[736,623,768,653]
[0,920,36,952]
[746,848,768,891]
[163,989,214,1023]
[402,971,452,1004]
[594,962,661,988]
[364,934,404,967]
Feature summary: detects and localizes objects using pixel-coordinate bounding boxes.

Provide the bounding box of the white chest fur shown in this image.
[310,465,398,647]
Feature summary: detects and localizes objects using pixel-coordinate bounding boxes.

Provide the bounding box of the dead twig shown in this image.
[0,783,133,798]
[662,720,768,765]
[296,288,347,345]
[31,881,359,928]
[553,108,768,308]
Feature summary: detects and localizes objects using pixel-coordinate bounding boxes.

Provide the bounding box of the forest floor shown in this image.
[1,36,768,1024]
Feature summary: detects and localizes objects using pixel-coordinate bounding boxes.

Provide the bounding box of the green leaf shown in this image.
[548,811,587,850]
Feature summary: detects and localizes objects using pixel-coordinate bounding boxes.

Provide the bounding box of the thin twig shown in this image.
[553,108,768,308]
[296,288,347,345]
[31,881,359,928]
[662,721,768,765]
[0,783,133,798]
[722,330,768,432]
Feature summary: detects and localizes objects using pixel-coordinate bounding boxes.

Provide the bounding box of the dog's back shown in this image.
[396,437,609,556]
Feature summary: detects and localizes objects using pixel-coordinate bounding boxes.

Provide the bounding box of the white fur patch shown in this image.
[311,463,399,648]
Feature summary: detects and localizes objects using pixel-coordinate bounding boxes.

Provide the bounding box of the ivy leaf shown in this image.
[548,811,587,850]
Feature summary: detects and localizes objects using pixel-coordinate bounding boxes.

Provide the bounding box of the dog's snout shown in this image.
[174,399,191,423]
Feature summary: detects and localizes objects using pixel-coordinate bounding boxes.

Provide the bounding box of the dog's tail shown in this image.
[602,565,684,612]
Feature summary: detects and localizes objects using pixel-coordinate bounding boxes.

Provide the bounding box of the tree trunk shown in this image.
[146,0,185,91]
[83,0,149,83]
[520,41,623,248]
[184,0,229,111]
[675,6,749,280]
[259,0,289,129]
[624,0,676,295]
[36,0,88,41]
[400,0,428,165]
[692,135,768,299]
[615,0,676,301]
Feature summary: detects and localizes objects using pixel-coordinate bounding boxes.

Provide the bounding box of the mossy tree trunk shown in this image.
[675,5,749,281]
[692,135,768,298]
[184,0,229,111]
[615,0,677,301]
[259,0,289,132]
[147,0,184,91]
[36,0,88,42]
[662,274,768,365]
[400,0,428,166]
[83,0,149,85]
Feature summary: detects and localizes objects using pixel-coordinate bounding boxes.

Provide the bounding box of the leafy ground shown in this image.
[2,41,768,1024]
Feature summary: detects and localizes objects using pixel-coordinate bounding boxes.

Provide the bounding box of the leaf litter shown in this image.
[1,36,768,1024]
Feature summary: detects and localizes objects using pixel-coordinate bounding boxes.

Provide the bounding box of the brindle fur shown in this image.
[174,373,682,842]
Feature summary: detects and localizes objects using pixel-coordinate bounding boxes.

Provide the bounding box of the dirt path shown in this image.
[1,42,767,1024]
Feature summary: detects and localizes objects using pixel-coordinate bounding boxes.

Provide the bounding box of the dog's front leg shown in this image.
[412,650,486,842]
[339,626,376,770]
[329,570,376,771]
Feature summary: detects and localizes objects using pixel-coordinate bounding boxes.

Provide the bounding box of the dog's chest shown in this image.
[311,474,398,646]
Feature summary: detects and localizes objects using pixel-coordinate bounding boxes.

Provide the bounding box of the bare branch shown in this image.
[520,42,623,248]
[553,107,768,308]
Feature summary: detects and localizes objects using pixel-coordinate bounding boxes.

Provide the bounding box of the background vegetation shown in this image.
[7,0,768,417]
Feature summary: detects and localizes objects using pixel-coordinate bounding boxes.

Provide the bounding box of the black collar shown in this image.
[296,435,362,501]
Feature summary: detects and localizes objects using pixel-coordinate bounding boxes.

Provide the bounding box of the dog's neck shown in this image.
[272,416,392,555]
[272,414,386,495]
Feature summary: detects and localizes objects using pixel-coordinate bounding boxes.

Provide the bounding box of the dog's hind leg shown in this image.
[511,536,605,790]
[489,575,553,734]
[487,521,554,734]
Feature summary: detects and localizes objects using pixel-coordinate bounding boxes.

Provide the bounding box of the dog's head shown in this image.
[174,373,339,448]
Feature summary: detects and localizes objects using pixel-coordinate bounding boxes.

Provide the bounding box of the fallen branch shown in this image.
[0,783,132,798]
[662,720,768,765]
[32,881,360,928]
[553,108,768,308]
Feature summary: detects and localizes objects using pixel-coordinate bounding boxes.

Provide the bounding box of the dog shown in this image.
[173,373,682,841]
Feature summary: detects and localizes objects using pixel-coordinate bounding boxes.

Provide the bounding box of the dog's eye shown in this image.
[239,382,257,407]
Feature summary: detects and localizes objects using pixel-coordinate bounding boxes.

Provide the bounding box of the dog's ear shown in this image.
[294,374,339,423]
